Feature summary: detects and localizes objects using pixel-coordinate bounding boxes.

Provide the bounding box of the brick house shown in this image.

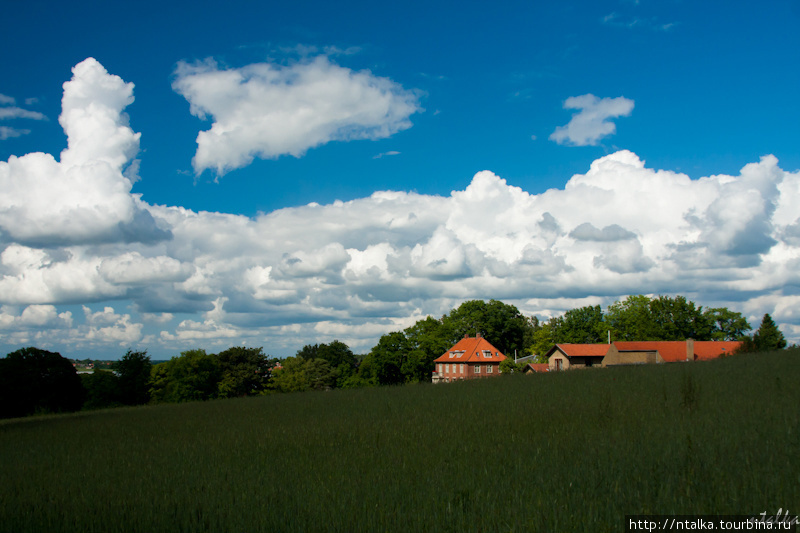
[432,334,506,383]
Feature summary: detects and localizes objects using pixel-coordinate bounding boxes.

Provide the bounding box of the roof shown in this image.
[613,340,743,362]
[692,341,742,360]
[547,344,611,358]
[434,336,507,363]
[613,341,689,363]
[526,363,549,373]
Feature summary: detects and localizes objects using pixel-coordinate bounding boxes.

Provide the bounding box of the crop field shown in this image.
[1,350,798,532]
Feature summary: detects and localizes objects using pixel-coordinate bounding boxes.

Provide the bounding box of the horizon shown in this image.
[2,0,799,360]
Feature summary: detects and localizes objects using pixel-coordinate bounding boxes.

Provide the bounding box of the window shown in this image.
[474,365,481,374]
[437,363,442,374]
[445,364,449,374]
[555,359,563,371]
[487,364,493,373]
[483,350,491,358]
[449,351,456,358]
[460,364,464,374]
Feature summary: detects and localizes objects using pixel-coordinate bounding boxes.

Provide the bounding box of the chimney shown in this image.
[686,339,694,362]
[476,332,482,338]
[464,334,468,339]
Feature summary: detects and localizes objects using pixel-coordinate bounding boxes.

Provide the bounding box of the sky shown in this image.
[1,0,800,359]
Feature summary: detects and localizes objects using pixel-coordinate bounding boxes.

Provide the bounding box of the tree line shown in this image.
[0,295,789,419]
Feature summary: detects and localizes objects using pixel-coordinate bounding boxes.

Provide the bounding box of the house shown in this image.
[432,334,506,383]
[546,344,610,371]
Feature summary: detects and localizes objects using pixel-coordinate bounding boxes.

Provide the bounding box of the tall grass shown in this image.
[1,350,798,532]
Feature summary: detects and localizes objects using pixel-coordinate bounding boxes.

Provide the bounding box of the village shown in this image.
[431,333,742,383]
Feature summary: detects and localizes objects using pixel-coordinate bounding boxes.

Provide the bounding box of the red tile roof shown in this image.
[613,340,742,362]
[613,341,689,362]
[692,341,742,360]
[434,336,507,363]
[549,344,611,358]
[526,363,549,373]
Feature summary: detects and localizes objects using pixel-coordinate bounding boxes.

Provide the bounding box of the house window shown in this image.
[437,364,442,373]
[460,364,464,374]
[445,364,449,374]
[474,365,481,374]
[487,364,493,373]
[449,352,455,358]
[555,359,563,371]
[483,350,491,358]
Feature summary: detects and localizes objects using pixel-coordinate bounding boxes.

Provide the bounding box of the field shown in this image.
[1,350,798,532]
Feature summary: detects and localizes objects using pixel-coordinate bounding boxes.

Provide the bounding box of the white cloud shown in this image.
[550,94,634,146]
[0,106,46,121]
[0,126,30,140]
[172,55,422,175]
[3,59,800,357]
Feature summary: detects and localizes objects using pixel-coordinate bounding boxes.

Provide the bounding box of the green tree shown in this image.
[604,295,659,341]
[149,349,221,403]
[216,346,272,398]
[271,357,337,393]
[704,308,751,340]
[116,349,152,405]
[559,305,605,343]
[81,369,121,410]
[403,316,451,383]
[0,347,85,418]
[441,300,530,356]
[297,341,357,388]
[753,314,787,351]
[648,295,714,341]
[364,331,409,386]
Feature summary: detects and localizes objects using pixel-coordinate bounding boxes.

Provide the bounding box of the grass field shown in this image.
[1,350,798,532]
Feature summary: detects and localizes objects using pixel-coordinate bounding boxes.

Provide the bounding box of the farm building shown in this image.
[546,340,743,370]
[432,334,506,383]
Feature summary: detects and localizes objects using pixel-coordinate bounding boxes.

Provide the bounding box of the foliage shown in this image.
[1,350,797,532]
[296,341,357,387]
[271,357,337,393]
[116,349,152,405]
[81,370,122,410]
[752,313,787,351]
[216,346,274,398]
[0,347,84,418]
[361,331,409,386]
[149,349,221,403]
[499,357,527,373]
[440,299,530,356]
[703,307,751,341]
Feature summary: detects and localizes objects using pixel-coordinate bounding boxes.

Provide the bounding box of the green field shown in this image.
[1,350,798,532]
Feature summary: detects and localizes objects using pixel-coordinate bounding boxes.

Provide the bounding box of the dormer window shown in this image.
[449,352,456,358]
[483,350,491,358]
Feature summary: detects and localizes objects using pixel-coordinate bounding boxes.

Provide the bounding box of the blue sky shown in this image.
[1,0,799,358]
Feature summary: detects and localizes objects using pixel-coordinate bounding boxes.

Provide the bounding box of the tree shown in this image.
[216,346,272,398]
[149,349,221,403]
[296,341,357,388]
[648,295,713,341]
[0,347,85,418]
[81,369,121,410]
[116,349,152,405]
[704,308,751,341]
[559,305,605,344]
[753,314,787,351]
[271,357,337,393]
[441,300,531,356]
[403,316,451,383]
[363,331,409,386]
[604,295,659,341]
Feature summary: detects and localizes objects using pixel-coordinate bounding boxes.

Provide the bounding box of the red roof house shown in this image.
[432,334,506,383]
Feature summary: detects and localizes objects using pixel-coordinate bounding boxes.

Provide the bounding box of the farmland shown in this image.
[1,349,798,532]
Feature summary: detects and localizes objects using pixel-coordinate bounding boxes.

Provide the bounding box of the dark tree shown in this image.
[753,314,787,351]
[0,347,85,418]
[116,349,152,405]
[297,341,357,387]
[81,370,121,410]
[149,349,221,403]
[216,346,272,398]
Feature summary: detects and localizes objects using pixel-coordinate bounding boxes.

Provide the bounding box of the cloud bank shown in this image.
[1,59,799,357]
[172,55,422,176]
[550,94,634,146]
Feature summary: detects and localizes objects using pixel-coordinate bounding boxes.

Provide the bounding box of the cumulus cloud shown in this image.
[2,59,800,357]
[0,58,169,247]
[172,55,422,175]
[550,94,634,146]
